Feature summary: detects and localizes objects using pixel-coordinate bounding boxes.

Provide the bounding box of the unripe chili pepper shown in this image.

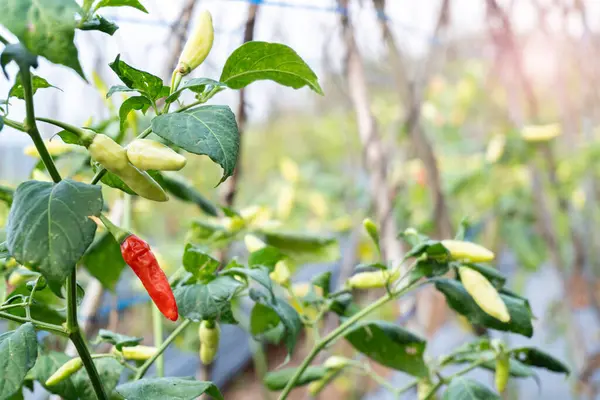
[118,345,158,361]
[45,357,83,386]
[495,353,510,393]
[363,218,380,249]
[100,215,178,321]
[269,260,291,286]
[126,139,187,171]
[199,320,220,364]
[177,10,214,76]
[347,269,400,289]
[441,240,495,262]
[323,356,352,371]
[458,266,510,323]
[244,234,266,253]
[521,123,561,142]
[88,134,168,202]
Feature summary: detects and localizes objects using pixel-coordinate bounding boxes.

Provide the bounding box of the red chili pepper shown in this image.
[100,215,178,321]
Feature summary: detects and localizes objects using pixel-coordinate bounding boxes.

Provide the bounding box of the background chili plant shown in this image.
[0,1,569,400]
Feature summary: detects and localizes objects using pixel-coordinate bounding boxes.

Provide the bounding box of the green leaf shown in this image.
[312,271,331,296]
[442,377,500,400]
[106,85,137,98]
[81,232,126,291]
[250,289,302,356]
[220,41,323,94]
[410,258,450,282]
[224,266,273,295]
[94,329,143,351]
[174,276,242,323]
[78,15,119,35]
[0,115,3,132]
[109,55,164,100]
[0,185,14,206]
[0,323,38,400]
[248,246,286,270]
[151,105,240,183]
[250,302,280,337]
[165,78,226,103]
[6,180,103,295]
[344,320,428,377]
[511,347,570,375]
[119,95,151,132]
[263,366,328,391]
[182,244,219,281]
[261,231,339,263]
[95,0,148,13]
[56,130,82,145]
[154,172,218,216]
[0,241,9,259]
[434,279,533,337]
[116,377,222,400]
[9,75,58,100]
[1,44,38,79]
[31,351,123,400]
[0,0,84,77]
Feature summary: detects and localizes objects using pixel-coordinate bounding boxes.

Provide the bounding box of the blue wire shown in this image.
[104,0,439,44]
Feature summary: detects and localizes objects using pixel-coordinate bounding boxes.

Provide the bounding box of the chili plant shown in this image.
[0,1,568,400]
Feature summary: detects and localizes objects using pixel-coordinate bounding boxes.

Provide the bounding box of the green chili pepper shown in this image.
[45,357,83,386]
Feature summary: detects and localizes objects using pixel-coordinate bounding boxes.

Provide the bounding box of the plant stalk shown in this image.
[134,318,192,380]
[20,64,107,400]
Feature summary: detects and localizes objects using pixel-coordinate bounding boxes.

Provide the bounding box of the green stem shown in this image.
[396,379,419,395]
[278,288,407,400]
[70,332,109,400]
[0,311,67,336]
[134,318,192,380]
[20,68,61,183]
[66,273,78,330]
[2,118,26,132]
[361,365,400,395]
[152,306,165,377]
[36,117,95,146]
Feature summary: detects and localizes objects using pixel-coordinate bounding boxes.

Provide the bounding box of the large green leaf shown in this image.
[263,366,327,391]
[30,351,123,400]
[94,329,142,351]
[344,320,428,377]
[220,41,323,94]
[94,0,148,13]
[109,55,165,100]
[250,289,302,356]
[224,266,273,295]
[174,276,242,323]
[510,347,570,375]
[0,323,38,400]
[6,180,103,295]
[434,279,533,337]
[0,0,83,76]
[116,377,223,400]
[9,75,58,99]
[442,377,500,400]
[151,105,239,183]
[81,231,126,291]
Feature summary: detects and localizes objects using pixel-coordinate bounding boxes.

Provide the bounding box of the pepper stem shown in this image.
[99,213,130,244]
[36,117,96,147]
